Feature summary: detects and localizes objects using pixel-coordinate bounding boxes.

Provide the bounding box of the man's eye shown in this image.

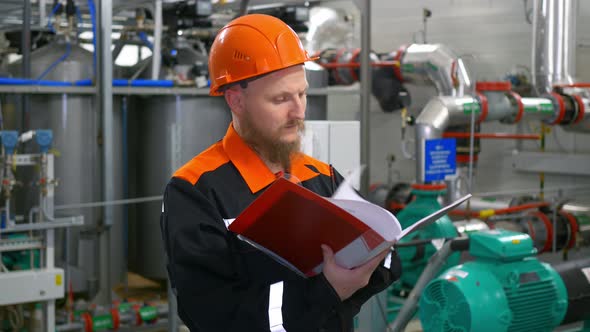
[274,97,287,103]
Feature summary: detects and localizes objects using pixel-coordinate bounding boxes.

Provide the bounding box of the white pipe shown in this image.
[151,0,162,80]
[40,0,47,28]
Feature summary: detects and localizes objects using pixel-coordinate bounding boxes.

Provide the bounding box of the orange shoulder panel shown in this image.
[299,154,332,177]
[173,141,229,185]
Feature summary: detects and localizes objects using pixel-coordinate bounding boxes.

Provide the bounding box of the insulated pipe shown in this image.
[396,44,472,96]
[532,0,577,95]
[521,97,557,121]
[415,95,559,183]
[415,97,477,183]
[151,0,162,80]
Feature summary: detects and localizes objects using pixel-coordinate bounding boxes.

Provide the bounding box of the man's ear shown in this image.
[224,86,245,115]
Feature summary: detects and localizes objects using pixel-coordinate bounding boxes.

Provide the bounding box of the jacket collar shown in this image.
[222,123,319,193]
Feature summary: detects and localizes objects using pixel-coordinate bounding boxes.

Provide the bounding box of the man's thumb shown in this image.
[321,244,334,262]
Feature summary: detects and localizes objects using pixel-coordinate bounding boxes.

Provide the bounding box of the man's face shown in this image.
[237,65,308,167]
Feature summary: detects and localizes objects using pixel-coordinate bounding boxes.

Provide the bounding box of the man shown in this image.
[160,14,401,331]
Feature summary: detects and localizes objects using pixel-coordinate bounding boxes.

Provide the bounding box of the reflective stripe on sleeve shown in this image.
[384,252,392,269]
[268,281,286,332]
[223,218,235,229]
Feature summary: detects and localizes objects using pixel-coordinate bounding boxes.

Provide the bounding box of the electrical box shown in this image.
[302,121,361,188]
[0,268,65,305]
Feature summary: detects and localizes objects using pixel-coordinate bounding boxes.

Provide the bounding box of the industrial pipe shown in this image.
[415,96,484,183]
[555,83,590,89]
[315,48,380,86]
[39,0,47,28]
[151,0,162,80]
[414,94,559,183]
[87,0,97,75]
[521,97,557,121]
[450,201,550,218]
[562,96,590,133]
[0,78,172,87]
[554,257,590,325]
[532,0,577,95]
[316,43,472,98]
[442,132,540,140]
[22,0,32,132]
[348,0,373,196]
[395,43,472,96]
[319,60,399,69]
[97,0,114,305]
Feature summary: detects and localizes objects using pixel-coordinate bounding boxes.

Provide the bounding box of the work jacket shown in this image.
[161,124,400,332]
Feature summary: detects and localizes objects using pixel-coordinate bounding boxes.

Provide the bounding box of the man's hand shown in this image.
[320,244,391,301]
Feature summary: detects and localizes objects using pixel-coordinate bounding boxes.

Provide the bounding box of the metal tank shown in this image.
[1,34,24,132]
[128,38,232,279]
[10,40,124,295]
[129,95,231,278]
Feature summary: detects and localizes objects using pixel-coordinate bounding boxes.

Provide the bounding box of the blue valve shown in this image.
[0,131,19,155]
[35,130,53,154]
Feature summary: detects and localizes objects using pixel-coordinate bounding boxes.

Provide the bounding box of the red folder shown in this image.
[228,178,377,277]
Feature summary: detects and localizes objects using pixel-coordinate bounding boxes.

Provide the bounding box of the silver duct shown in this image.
[532,0,577,95]
[415,96,477,183]
[400,44,472,97]
[305,7,355,55]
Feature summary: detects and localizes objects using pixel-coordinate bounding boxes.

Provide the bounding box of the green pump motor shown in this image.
[419,230,568,332]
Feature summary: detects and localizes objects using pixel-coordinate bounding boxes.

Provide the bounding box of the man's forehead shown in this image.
[251,65,307,91]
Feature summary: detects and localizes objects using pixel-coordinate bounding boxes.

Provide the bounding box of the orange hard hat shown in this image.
[208,14,317,96]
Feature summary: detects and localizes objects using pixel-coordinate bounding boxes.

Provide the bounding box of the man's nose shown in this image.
[290,96,306,120]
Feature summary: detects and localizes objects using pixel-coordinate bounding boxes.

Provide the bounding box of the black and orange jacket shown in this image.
[160,124,399,332]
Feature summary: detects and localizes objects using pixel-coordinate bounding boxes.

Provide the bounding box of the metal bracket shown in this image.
[0,216,84,234]
[512,151,590,176]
